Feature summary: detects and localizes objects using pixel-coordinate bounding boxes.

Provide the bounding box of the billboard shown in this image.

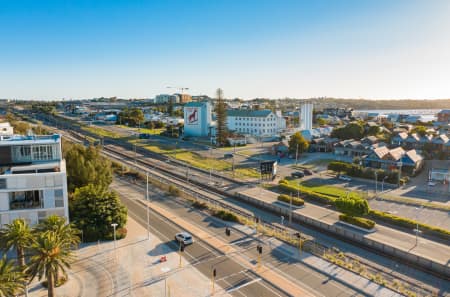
[185,107,199,126]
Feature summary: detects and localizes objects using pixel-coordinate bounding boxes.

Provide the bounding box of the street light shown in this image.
[374,171,378,194]
[280,215,285,225]
[146,172,150,240]
[381,176,388,193]
[414,206,423,245]
[111,223,118,249]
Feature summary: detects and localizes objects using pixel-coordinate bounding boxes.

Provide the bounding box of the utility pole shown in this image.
[289,193,292,225]
[295,143,299,166]
[375,171,378,195]
[146,172,150,240]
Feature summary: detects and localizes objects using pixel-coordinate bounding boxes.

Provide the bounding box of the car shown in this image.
[338,175,352,181]
[175,232,194,245]
[427,181,437,186]
[291,171,305,178]
[224,153,234,159]
[303,169,313,176]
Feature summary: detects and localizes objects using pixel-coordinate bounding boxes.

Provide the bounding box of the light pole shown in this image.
[146,171,150,240]
[111,223,118,249]
[374,171,378,195]
[209,147,213,185]
[381,176,388,192]
[414,206,423,245]
[397,161,403,188]
[281,215,285,225]
[295,143,299,166]
[289,193,292,225]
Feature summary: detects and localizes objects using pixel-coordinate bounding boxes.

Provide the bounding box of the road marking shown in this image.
[226,277,262,293]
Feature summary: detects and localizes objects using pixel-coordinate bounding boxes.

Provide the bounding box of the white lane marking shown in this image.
[226,277,262,293]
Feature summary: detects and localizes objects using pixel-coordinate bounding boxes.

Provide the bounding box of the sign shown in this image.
[260,161,277,176]
[185,107,199,126]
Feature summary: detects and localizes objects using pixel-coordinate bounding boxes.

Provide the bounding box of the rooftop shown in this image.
[226,109,273,118]
[0,134,61,146]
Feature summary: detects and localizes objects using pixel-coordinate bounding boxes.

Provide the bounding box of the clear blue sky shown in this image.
[1,0,449,100]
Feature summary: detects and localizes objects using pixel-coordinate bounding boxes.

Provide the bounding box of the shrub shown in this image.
[339,214,375,229]
[277,194,304,206]
[213,210,239,222]
[278,181,336,204]
[116,227,127,239]
[42,276,68,288]
[192,200,208,210]
[335,197,369,217]
[168,185,180,196]
[328,161,404,184]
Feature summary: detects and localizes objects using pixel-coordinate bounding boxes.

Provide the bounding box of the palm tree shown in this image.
[27,231,75,297]
[0,218,33,268]
[35,215,80,248]
[0,256,26,297]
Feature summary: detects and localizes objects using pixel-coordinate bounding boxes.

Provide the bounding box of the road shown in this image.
[114,177,369,297]
[119,183,291,297]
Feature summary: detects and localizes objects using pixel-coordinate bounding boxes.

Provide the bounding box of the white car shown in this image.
[175,232,194,245]
[338,175,352,182]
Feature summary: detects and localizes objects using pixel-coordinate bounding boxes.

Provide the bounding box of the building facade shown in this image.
[0,132,69,227]
[226,109,286,136]
[155,94,180,104]
[175,93,192,103]
[300,102,313,131]
[0,122,13,137]
[183,101,212,137]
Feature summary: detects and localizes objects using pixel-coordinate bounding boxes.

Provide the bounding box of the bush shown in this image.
[369,210,450,240]
[328,161,403,184]
[213,210,239,222]
[168,185,180,196]
[335,197,369,217]
[192,200,208,210]
[278,181,336,204]
[339,214,375,230]
[42,276,68,288]
[277,194,304,206]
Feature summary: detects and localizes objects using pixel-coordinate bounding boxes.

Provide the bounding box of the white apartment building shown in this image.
[0,130,69,227]
[155,94,180,104]
[227,110,286,136]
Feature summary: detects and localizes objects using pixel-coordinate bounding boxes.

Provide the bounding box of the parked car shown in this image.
[338,175,352,182]
[224,153,234,159]
[291,171,305,178]
[175,232,194,245]
[303,169,313,176]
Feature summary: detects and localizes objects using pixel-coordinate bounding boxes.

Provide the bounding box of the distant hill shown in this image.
[309,98,450,110]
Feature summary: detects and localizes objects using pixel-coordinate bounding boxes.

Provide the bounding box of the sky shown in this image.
[1,0,450,100]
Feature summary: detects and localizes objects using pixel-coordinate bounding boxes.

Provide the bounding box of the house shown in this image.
[431,134,449,152]
[364,146,423,175]
[0,122,13,137]
[334,139,370,157]
[310,137,339,153]
[404,133,420,149]
[437,109,450,123]
[271,141,289,157]
[391,132,408,146]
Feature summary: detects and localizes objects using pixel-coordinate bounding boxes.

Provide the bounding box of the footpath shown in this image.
[27,216,230,297]
[112,178,404,297]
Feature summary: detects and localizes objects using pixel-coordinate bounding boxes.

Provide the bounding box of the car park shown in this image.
[175,232,194,245]
[291,171,305,178]
[338,175,352,181]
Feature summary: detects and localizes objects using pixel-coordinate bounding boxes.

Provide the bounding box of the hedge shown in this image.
[369,210,450,240]
[278,181,336,204]
[213,210,239,222]
[277,194,304,206]
[339,214,376,230]
[328,161,407,185]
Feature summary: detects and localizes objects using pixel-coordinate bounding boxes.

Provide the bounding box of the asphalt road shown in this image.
[115,178,368,297]
[120,188,291,297]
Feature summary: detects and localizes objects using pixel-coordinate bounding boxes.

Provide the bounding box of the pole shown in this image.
[209,148,212,185]
[295,143,299,166]
[232,156,235,178]
[375,171,378,194]
[146,172,150,240]
[111,223,118,249]
[211,270,215,295]
[289,193,292,225]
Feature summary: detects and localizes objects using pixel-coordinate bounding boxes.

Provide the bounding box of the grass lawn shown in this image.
[81,126,123,139]
[284,179,364,199]
[129,139,261,179]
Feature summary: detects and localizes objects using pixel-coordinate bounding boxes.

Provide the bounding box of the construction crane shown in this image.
[166,86,189,94]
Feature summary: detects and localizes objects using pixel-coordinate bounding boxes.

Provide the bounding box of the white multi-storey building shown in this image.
[0,122,13,137]
[155,94,180,104]
[227,109,286,136]
[0,130,69,226]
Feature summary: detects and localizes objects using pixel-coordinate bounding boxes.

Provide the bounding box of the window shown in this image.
[9,190,43,210]
[54,189,64,207]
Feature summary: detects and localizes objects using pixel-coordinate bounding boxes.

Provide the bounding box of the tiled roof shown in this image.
[373,146,390,159]
[389,147,405,161]
[405,149,423,163]
[432,134,449,144]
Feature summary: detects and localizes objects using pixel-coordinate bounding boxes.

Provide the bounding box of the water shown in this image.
[355,109,440,121]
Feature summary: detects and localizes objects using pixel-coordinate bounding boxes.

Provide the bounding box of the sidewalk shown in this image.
[28,216,231,297]
[238,187,450,276]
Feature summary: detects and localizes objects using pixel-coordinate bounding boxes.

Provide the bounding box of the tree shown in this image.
[34,215,80,248]
[215,88,228,146]
[64,143,113,192]
[288,132,309,155]
[167,100,174,116]
[70,184,127,241]
[331,122,364,140]
[0,256,26,297]
[316,118,328,126]
[117,108,144,127]
[27,231,75,297]
[412,125,427,137]
[335,197,369,217]
[366,125,380,136]
[0,219,33,268]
